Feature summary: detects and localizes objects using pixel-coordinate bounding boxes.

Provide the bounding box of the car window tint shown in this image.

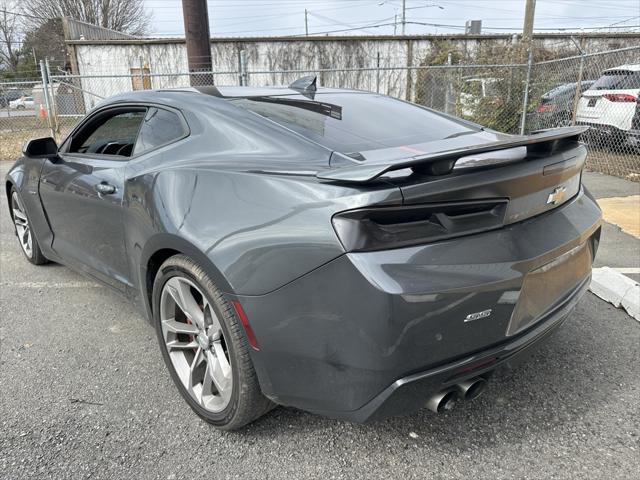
[133,107,186,155]
[231,93,480,154]
[71,110,146,157]
[592,71,640,90]
[544,83,576,98]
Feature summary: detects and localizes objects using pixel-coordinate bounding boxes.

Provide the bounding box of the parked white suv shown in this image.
[576,64,640,141]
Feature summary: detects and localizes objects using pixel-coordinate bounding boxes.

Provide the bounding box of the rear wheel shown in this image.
[10,188,47,265]
[152,254,273,430]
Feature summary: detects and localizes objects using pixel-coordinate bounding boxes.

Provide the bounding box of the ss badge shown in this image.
[464,309,492,322]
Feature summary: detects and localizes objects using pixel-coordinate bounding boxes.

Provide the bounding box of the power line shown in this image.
[307,11,394,35]
[7,4,633,37]
[0,9,48,21]
[606,15,640,27]
[155,19,640,37]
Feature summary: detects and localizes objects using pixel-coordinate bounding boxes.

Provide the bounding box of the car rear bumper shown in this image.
[577,121,631,135]
[320,274,590,422]
[236,187,602,421]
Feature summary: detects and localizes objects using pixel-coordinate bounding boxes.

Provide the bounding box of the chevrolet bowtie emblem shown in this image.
[547,186,567,205]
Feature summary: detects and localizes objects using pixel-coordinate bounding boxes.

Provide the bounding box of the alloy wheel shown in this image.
[160,275,233,413]
[11,192,33,258]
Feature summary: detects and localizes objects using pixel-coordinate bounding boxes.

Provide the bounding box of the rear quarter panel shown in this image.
[121,107,404,311]
[124,162,402,297]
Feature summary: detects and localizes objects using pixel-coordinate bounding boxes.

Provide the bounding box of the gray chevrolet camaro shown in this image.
[6,78,602,430]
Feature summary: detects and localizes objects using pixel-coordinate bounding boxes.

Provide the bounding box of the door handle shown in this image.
[95,182,116,195]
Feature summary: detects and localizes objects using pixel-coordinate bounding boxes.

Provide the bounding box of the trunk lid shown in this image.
[321,126,587,227]
[389,143,585,225]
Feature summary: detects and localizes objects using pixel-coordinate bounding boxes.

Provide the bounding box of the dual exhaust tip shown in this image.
[426,377,487,414]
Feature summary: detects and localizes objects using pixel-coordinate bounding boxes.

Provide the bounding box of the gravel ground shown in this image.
[1,162,639,479]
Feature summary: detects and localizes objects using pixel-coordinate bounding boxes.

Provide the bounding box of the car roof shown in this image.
[603,64,640,73]
[96,85,371,111]
[217,85,366,97]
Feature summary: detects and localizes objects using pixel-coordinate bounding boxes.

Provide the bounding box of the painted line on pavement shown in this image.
[0,281,101,288]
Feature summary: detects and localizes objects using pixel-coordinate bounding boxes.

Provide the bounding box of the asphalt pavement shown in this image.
[584,171,640,283]
[1,161,639,479]
[0,109,35,119]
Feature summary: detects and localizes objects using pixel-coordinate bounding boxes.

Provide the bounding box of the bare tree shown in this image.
[22,0,150,35]
[0,1,23,73]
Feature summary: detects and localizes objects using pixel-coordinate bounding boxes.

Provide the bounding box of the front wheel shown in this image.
[152,254,273,430]
[10,188,48,265]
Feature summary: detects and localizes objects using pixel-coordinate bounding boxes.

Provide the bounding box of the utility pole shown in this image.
[401,0,406,35]
[305,9,309,36]
[570,36,586,125]
[518,0,536,133]
[182,0,213,86]
[394,14,398,35]
[521,0,536,60]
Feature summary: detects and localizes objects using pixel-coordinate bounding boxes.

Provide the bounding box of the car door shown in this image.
[39,106,147,291]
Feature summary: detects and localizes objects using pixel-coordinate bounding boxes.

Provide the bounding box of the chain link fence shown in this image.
[0,80,48,161]
[1,45,638,180]
[526,46,640,179]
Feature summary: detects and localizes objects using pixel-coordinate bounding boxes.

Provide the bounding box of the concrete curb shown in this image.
[590,267,640,322]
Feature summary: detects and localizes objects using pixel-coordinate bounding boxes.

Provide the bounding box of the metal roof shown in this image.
[62,17,139,41]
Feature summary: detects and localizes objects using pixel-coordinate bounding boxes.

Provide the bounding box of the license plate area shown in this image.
[587,98,597,107]
[507,242,592,336]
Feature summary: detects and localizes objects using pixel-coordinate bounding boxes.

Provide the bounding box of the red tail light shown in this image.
[603,93,637,103]
[332,200,508,252]
[537,103,555,113]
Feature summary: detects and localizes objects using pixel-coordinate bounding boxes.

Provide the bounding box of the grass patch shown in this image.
[0,117,79,161]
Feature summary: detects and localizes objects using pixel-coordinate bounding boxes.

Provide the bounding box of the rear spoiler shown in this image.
[316,126,588,183]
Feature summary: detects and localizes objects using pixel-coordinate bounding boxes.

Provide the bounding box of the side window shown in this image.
[133,107,187,155]
[623,72,640,89]
[69,109,146,157]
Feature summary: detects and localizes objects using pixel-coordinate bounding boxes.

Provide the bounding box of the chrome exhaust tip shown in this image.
[425,389,459,413]
[455,377,487,401]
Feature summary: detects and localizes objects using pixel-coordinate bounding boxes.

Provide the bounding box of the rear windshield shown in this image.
[543,83,576,99]
[592,70,640,90]
[230,93,479,154]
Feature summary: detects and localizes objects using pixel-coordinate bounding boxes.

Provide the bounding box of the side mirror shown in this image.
[23,137,58,159]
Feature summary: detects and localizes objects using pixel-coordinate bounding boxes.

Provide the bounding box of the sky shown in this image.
[143,0,640,38]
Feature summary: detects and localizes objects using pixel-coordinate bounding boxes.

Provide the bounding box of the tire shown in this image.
[10,187,48,265]
[152,254,273,430]
[17,105,25,110]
